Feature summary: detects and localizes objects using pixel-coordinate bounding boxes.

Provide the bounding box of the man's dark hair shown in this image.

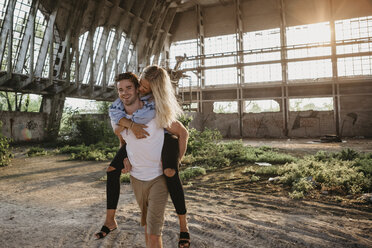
[114,72,139,88]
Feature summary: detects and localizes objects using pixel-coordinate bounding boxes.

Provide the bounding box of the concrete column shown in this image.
[236,0,244,137]
[196,4,205,112]
[40,93,66,140]
[202,101,214,114]
[329,0,341,136]
[279,0,289,137]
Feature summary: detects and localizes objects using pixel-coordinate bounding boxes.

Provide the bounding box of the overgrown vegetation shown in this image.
[277,149,372,199]
[17,111,370,201]
[27,147,48,157]
[57,142,118,161]
[0,121,12,166]
[59,108,117,146]
[184,132,296,170]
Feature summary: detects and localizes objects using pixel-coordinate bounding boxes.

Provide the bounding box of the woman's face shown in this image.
[139,78,152,96]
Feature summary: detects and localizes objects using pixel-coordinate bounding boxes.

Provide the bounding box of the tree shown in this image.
[0,91,42,112]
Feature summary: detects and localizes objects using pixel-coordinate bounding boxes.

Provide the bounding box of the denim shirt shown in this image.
[109,94,156,124]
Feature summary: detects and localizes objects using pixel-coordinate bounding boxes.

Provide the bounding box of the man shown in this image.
[111,72,168,248]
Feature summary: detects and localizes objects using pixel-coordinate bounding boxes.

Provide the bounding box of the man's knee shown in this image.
[149,234,161,246]
[164,168,176,177]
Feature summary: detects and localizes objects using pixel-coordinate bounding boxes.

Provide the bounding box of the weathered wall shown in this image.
[0,111,48,142]
[288,111,335,138]
[339,95,372,138]
[243,112,284,138]
[187,109,371,138]
[187,112,241,138]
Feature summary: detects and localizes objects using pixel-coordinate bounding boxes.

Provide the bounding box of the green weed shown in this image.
[27,147,48,157]
[180,166,206,181]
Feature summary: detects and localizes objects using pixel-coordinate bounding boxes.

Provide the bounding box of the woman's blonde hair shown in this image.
[141,65,183,128]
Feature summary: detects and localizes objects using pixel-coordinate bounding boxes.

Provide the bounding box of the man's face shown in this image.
[139,78,152,96]
[116,79,139,106]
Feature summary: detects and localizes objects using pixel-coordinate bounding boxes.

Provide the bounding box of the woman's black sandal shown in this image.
[178,232,191,247]
[95,225,117,240]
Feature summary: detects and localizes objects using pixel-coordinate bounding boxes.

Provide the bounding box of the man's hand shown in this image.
[122,158,132,174]
[131,123,150,139]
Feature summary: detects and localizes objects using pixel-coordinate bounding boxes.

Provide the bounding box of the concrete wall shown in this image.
[288,111,336,138]
[0,111,48,142]
[339,95,372,138]
[187,108,371,138]
[243,112,284,138]
[187,112,241,138]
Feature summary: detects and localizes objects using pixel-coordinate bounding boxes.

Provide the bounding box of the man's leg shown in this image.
[145,225,163,248]
[147,176,168,248]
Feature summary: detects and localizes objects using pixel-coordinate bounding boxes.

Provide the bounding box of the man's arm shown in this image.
[165,120,189,161]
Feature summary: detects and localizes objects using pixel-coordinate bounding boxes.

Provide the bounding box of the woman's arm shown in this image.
[112,123,126,147]
[118,134,126,148]
[113,124,125,137]
[118,117,149,139]
[165,120,189,161]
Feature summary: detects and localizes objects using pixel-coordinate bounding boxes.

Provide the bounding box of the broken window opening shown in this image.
[289,97,333,111]
[244,100,280,113]
[213,101,238,113]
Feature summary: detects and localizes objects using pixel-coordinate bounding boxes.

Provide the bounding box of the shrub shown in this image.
[221,141,248,163]
[71,150,107,161]
[27,147,48,157]
[120,173,130,183]
[289,191,304,200]
[255,165,280,175]
[180,166,206,181]
[59,111,117,145]
[242,166,256,174]
[279,156,370,197]
[249,175,260,182]
[58,143,119,161]
[0,121,12,166]
[58,144,89,154]
[336,148,359,161]
[191,154,230,169]
[178,115,193,128]
[186,128,222,157]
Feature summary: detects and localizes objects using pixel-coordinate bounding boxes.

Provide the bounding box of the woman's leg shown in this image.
[107,144,127,209]
[162,134,189,233]
[96,145,127,238]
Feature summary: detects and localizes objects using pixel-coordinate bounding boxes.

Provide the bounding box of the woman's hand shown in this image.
[122,158,132,174]
[131,123,150,139]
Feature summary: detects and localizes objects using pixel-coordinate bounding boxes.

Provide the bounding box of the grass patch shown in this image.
[180,166,206,181]
[27,147,48,157]
[278,149,372,198]
[255,165,280,175]
[100,173,131,183]
[58,142,118,161]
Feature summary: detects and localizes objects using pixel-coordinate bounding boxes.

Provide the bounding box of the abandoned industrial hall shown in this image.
[0,0,371,142]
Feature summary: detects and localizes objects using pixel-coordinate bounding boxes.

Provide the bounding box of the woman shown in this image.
[95,67,190,248]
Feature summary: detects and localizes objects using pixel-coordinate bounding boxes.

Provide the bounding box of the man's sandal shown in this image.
[178,232,191,248]
[95,225,117,240]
